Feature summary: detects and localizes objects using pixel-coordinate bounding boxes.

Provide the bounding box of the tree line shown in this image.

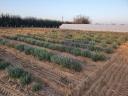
[0,14,62,28]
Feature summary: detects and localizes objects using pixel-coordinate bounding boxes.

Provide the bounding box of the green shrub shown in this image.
[20,72,32,86]
[104,47,114,54]
[32,82,42,92]
[15,44,53,61]
[0,39,8,45]
[112,42,118,49]
[0,60,10,69]
[0,58,33,86]
[50,55,82,72]
[71,48,81,56]
[106,39,112,44]
[15,44,25,51]
[33,48,53,61]
[7,66,32,86]
[81,50,92,58]
[88,45,103,51]
[23,45,34,55]
[7,67,24,78]
[6,36,18,40]
[7,66,32,85]
[91,52,106,61]
[100,41,107,47]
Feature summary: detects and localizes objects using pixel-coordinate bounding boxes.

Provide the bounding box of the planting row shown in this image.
[0,58,42,92]
[0,38,82,72]
[20,34,119,53]
[5,35,106,61]
[29,34,105,49]
[48,31,128,50]
[18,34,94,46]
[13,34,106,51]
[29,34,120,53]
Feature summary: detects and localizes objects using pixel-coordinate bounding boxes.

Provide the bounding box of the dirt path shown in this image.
[81,43,128,96]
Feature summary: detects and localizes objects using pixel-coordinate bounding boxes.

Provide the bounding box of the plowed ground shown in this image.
[81,43,128,96]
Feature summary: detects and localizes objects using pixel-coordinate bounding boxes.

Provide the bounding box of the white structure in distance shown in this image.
[60,24,128,32]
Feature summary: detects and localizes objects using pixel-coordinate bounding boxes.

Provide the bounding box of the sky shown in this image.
[0,0,128,24]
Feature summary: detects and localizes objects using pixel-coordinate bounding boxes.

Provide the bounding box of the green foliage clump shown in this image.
[105,39,112,44]
[15,44,53,61]
[0,59,10,69]
[7,66,32,85]
[0,58,41,91]
[7,67,24,78]
[51,55,82,72]
[71,48,82,56]
[20,72,32,86]
[15,44,25,51]
[91,52,106,61]
[81,50,92,58]
[112,42,118,49]
[33,48,53,61]
[104,47,114,54]
[0,39,8,45]
[88,45,103,51]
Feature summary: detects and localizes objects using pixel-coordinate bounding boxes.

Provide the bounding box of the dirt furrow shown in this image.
[105,63,127,96]
[82,43,128,96]
[71,54,117,96]
[0,80,25,96]
[111,67,128,96]
[84,61,116,96]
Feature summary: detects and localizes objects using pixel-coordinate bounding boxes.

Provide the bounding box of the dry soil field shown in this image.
[0,28,128,96]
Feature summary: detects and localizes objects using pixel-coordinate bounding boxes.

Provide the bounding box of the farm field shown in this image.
[0,28,128,96]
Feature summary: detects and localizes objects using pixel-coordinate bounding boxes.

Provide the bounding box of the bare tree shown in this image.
[73,15,90,24]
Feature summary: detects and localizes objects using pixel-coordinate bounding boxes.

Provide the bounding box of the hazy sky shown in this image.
[0,0,128,24]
